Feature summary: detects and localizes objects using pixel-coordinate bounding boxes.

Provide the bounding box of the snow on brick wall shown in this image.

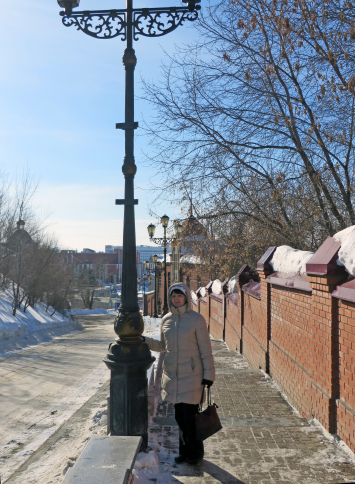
[211,279,222,295]
[334,225,355,276]
[270,246,314,274]
[228,276,237,293]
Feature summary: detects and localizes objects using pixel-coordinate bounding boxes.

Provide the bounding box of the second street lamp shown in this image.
[147,218,182,315]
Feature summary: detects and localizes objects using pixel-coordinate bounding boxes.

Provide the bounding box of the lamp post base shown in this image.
[104,339,155,451]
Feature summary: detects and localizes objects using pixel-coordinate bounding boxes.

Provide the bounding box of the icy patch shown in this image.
[334,225,355,276]
[305,418,355,465]
[211,279,222,295]
[270,246,314,274]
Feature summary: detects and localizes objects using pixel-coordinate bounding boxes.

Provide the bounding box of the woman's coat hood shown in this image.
[168,282,192,312]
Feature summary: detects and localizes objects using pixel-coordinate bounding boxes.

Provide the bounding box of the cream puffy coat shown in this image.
[144,283,215,405]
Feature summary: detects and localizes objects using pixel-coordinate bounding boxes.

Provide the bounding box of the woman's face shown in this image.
[171,292,186,307]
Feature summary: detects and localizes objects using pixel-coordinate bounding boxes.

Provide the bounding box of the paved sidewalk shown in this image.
[150,340,355,484]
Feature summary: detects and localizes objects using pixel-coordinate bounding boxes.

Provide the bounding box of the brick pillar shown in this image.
[256,247,277,373]
[233,264,257,353]
[306,237,347,433]
[196,287,202,314]
[221,278,229,341]
[205,281,213,333]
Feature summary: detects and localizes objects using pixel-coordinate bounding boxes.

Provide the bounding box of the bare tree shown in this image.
[142,0,355,270]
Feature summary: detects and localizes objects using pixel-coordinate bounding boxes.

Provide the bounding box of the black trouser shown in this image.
[174,402,204,460]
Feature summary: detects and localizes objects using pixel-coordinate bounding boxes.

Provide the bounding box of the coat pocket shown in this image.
[191,357,195,370]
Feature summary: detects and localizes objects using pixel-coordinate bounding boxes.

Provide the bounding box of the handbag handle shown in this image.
[199,385,212,409]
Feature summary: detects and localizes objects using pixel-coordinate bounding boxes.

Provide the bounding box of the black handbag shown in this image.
[194,386,222,441]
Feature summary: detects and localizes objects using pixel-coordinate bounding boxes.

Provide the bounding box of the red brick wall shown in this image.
[269,286,313,419]
[307,274,345,433]
[337,298,355,452]
[177,241,355,453]
[199,298,208,325]
[209,294,224,340]
[225,293,240,351]
[242,290,268,371]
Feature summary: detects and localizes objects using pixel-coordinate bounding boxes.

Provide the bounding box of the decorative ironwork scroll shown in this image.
[60,10,126,40]
[133,7,199,39]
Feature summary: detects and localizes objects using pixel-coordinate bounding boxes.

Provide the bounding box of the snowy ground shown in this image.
[0,287,84,357]
[0,314,162,484]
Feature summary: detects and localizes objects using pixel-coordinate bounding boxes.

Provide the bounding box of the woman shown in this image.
[142,282,215,465]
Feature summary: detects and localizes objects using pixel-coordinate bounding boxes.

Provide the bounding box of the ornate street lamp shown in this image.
[57,0,201,449]
[147,218,182,315]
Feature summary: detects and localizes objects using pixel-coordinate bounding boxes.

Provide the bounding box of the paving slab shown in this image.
[150,340,355,484]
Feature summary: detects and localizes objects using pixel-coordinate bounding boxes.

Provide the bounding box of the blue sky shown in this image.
[0,0,200,251]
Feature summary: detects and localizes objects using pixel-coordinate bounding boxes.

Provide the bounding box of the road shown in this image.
[0,314,116,483]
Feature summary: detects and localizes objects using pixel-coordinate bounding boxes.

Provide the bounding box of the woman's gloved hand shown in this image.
[201,379,213,388]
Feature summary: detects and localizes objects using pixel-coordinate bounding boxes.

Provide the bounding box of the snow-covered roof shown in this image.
[180,254,201,264]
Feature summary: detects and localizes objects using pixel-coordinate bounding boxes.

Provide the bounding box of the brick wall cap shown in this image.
[210,293,223,302]
[226,292,238,306]
[242,281,261,300]
[306,237,343,275]
[235,264,250,280]
[332,278,355,303]
[266,272,311,292]
[256,246,277,271]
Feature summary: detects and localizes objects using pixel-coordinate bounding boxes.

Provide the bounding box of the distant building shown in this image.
[62,248,143,284]
[105,244,169,263]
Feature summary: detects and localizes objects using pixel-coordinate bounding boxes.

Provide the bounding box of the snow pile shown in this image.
[334,225,355,276]
[228,276,237,293]
[134,450,160,474]
[211,279,222,295]
[191,290,198,304]
[270,246,314,274]
[68,308,108,316]
[199,287,206,297]
[0,286,73,341]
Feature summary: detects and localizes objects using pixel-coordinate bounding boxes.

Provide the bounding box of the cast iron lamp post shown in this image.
[148,218,182,315]
[57,0,201,449]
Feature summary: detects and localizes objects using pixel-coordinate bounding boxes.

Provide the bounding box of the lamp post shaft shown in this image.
[121,0,138,312]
